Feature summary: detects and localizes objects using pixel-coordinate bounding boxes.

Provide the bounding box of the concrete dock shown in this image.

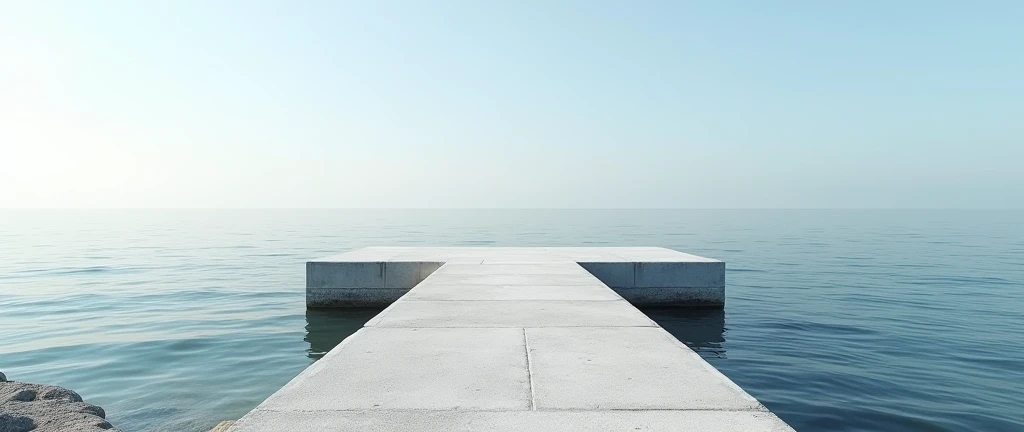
[230,247,794,431]
[305,247,727,308]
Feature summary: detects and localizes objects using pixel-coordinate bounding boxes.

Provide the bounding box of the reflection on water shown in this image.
[303,307,727,361]
[641,307,727,359]
[304,308,383,360]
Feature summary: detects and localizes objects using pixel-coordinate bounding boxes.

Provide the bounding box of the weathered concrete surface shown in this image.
[233,253,794,431]
[0,376,120,432]
[527,326,760,410]
[231,410,794,432]
[307,247,727,307]
[256,327,531,412]
[367,300,656,328]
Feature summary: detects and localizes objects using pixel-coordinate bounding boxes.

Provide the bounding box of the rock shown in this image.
[0,412,34,432]
[0,381,119,432]
[0,372,6,382]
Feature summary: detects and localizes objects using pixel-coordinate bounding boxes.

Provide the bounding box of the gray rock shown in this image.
[0,412,34,432]
[1,381,119,432]
[0,372,6,382]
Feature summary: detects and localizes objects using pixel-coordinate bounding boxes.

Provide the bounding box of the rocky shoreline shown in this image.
[0,371,120,432]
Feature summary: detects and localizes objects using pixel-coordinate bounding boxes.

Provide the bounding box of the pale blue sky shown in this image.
[1,1,1021,208]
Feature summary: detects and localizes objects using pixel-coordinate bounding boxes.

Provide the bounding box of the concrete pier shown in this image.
[231,247,794,431]
[306,247,727,308]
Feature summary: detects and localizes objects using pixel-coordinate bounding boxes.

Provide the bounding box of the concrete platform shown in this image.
[306,247,726,308]
[231,248,794,431]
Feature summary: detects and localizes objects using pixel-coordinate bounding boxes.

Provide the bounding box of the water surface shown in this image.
[1,210,1021,431]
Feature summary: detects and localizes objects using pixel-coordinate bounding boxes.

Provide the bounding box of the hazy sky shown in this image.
[2,1,1021,208]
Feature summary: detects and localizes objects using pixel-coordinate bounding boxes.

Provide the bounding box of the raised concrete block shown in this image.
[306,248,726,308]
[383,261,445,288]
[306,288,408,308]
[527,326,761,410]
[306,261,383,289]
[615,286,725,307]
[610,247,721,262]
[258,327,530,411]
[577,262,635,288]
[635,261,726,288]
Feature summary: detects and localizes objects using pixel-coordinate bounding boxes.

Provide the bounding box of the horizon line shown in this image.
[2,207,1021,211]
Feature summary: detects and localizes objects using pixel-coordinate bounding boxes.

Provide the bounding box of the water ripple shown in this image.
[1,209,1022,432]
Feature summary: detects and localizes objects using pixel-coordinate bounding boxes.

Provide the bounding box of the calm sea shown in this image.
[1,210,1021,431]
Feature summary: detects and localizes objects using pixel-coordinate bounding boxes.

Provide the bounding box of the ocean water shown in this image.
[1,210,1022,432]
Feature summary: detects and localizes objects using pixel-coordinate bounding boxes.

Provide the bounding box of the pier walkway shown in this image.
[230,247,794,431]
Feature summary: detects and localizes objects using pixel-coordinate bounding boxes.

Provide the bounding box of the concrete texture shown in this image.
[306,261,384,289]
[233,249,793,431]
[307,247,726,307]
[527,326,762,410]
[258,327,530,411]
[383,262,446,288]
[615,286,727,307]
[635,261,726,288]
[576,261,635,288]
[403,284,623,301]
[367,300,656,328]
[306,287,410,307]
[231,410,794,432]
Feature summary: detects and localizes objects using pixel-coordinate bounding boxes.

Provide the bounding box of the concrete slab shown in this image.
[404,284,623,301]
[439,263,589,275]
[527,326,762,410]
[257,327,530,411]
[635,261,726,288]
[234,248,794,431]
[383,261,445,288]
[603,247,722,262]
[230,410,795,432]
[577,261,635,287]
[367,300,656,328]
[306,261,383,289]
[418,272,606,287]
[306,247,726,307]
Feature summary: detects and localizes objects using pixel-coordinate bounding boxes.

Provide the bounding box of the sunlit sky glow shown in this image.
[1,1,1022,208]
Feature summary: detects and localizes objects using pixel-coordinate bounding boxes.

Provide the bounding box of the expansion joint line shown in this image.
[523,328,537,411]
